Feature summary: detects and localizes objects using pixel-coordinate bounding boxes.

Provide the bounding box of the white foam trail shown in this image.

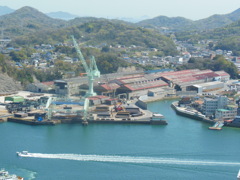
[21,153,240,166]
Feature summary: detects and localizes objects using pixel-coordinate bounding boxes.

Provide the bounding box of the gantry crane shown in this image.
[71,35,100,97]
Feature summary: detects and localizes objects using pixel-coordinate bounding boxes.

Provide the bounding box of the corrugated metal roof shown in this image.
[123,80,168,91]
[215,71,230,77]
[100,83,120,90]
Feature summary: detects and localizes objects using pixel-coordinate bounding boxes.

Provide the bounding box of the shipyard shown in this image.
[1,3,240,179]
[0,66,239,129]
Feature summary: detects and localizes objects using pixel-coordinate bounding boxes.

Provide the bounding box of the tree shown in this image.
[101,46,110,53]
[9,51,27,62]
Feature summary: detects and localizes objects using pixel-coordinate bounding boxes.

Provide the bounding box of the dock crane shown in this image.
[71,35,100,97]
[71,35,101,124]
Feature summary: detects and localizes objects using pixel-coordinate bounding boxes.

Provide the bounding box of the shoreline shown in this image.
[171,101,240,129]
[7,116,168,126]
[170,101,215,124]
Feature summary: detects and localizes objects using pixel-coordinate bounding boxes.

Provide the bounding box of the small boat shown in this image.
[208,127,222,130]
[237,169,240,180]
[150,113,168,125]
[16,151,30,157]
[0,168,24,180]
[208,121,224,130]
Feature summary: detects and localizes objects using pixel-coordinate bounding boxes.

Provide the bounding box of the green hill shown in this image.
[138,8,240,32]
[12,20,177,56]
[0,6,66,37]
[138,16,195,31]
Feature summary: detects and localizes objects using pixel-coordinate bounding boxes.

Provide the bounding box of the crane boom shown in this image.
[71,35,100,97]
[71,35,89,73]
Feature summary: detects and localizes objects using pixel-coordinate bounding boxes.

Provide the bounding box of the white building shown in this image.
[202,96,228,117]
[215,108,237,120]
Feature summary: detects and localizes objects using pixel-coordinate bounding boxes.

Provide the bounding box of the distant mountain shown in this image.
[67,16,133,27]
[46,11,79,20]
[194,8,240,30]
[0,6,66,37]
[115,16,150,23]
[226,8,240,21]
[68,17,107,25]
[213,20,240,55]
[0,6,15,16]
[138,16,194,30]
[137,8,240,32]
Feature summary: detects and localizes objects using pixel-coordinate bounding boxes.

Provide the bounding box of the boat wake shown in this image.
[18,153,240,166]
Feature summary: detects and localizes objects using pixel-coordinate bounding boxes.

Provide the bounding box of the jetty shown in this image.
[208,121,224,130]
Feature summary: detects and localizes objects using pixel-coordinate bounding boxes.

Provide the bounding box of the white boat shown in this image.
[150,113,168,125]
[237,169,240,180]
[16,151,30,157]
[0,169,23,180]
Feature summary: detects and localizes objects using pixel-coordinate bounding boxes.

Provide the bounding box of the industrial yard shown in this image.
[0,67,236,127]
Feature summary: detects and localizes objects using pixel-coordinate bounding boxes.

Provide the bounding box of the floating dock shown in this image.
[208,121,224,130]
[8,117,60,125]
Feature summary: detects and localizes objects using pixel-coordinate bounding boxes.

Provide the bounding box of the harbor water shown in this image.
[1,100,240,180]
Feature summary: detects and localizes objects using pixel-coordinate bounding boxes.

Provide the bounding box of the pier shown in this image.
[208,121,224,130]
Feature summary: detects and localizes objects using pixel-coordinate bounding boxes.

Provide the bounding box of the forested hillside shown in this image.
[138,8,240,32]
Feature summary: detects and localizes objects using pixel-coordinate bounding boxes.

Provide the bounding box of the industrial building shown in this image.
[215,106,237,120]
[26,81,54,93]
[54,70,144,96]
[53,69,230,99]
[187,81,224,94]
[156,69,229,91]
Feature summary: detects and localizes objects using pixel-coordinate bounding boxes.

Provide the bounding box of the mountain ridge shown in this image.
[138,8,240,31]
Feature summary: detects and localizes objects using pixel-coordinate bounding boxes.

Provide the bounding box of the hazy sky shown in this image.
[0,0,240,20]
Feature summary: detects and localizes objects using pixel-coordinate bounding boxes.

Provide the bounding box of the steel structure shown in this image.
[71,35,100,97]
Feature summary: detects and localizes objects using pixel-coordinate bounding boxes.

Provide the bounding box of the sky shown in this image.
[0,0,240,20]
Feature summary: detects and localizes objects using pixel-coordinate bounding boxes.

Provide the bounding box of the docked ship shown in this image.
[150,113,168,125]
[225,116,240,127]
[0,169,23,180]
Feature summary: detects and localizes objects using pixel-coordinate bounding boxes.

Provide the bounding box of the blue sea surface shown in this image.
[0,100,240,179]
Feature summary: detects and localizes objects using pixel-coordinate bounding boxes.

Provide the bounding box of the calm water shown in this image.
[1,100,240,180]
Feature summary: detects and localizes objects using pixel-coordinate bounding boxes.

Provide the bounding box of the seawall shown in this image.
[171,101,214,124]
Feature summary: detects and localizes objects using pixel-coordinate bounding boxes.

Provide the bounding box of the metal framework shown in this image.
[71,35,100,97]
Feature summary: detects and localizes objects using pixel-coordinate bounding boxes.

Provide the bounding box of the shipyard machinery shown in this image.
[44,36,100,124]
[71,35,100,97]
[71,35,101,124]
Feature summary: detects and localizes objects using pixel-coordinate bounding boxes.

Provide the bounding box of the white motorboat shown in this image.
[237,169,240,180]
[16,151,30,157]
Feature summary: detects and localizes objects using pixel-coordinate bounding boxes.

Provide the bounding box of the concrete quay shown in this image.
[7,117,61,125]
[171,101,215,124]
